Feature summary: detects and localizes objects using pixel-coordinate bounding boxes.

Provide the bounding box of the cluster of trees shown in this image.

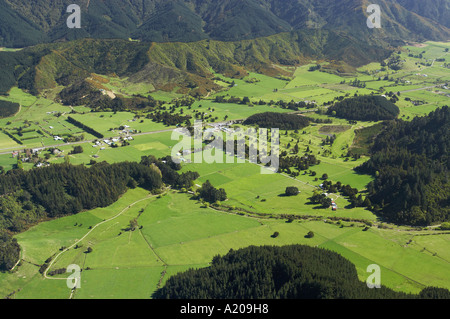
[213,96,314,112]
[310,180,372,209]
[153,245,449,299]
[327,95,400,121]
[356,106,449,225]
[279,154,320,173]
[0,190,46,233]
[305,117,333,124]
[214,95,246,104]
[139,155,199,190]
[197,180,227,204]
[322,135,337,146]
[69,146,84,155]
[0,100,20,118]
[347,78,366,88]
[244,112,310,130]
[320,180,358,196]
[273,100,315,111]
[0,230,21,271]
[146,111,192,126]
[308,64,321,72]
[172,97,196,108]
[310,190,333,208]
[386,55,403,71]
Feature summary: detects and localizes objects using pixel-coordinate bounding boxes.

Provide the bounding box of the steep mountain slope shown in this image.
[0,30,391,97]
[132,1,208,42]
[396,0,450,28]
[1,0,448,48]
[0,0,47,47]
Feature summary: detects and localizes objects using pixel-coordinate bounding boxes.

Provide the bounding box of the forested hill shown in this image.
[153,245,450,299]
[357,106,450,226]
[327,95,400,121]
[1,0,449,48]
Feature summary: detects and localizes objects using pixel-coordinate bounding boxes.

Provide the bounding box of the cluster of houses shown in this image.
[12,148,53,168]
[92,135,133,148]
[319,183,338,211]
[331,201,337,211]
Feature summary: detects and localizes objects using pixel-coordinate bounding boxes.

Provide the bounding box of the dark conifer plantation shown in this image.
[327,95,400,121]
[153,245,450,299]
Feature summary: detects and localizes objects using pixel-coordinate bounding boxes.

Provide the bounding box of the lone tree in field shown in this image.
[70,145,84,155]
[306,231,315,238]
[285,187,299,196]
[129,219,138,231]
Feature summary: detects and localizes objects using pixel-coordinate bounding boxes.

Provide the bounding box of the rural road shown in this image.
[398,85,438,93]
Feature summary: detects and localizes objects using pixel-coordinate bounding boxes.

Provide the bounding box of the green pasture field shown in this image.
[285,67,344,88]
[0,88,72,126]
[181,149,375,221]
[213,72,288,99]
[3,188,156,299]
[186,99,294,122]
[2,190,448,299]
[102,76,156,96]
[0,42,449,300]
[45,131,177,166]
[0,130,179,171]
[69,112,171,136]
[0,132,20,150]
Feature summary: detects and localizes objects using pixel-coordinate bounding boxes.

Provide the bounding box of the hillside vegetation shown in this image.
[1,0,449,48]
[357,106,450,225]
[0,32,391,98]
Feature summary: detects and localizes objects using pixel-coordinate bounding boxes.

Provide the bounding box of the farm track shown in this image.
[41,193,159,282]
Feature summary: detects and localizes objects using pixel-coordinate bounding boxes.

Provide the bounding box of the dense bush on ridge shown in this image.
[357,106,449,225]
